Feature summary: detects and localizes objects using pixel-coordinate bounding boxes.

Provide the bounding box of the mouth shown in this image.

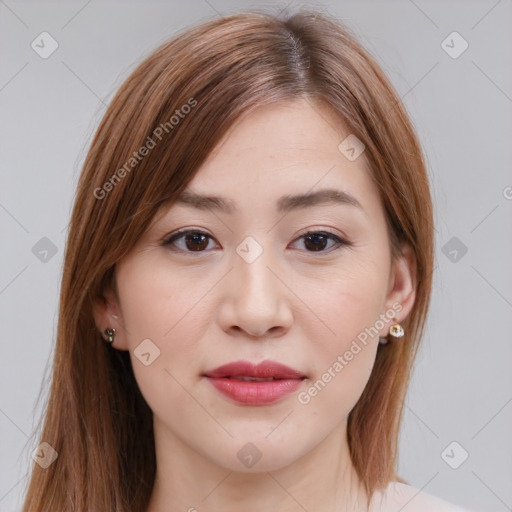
[202,360,307,405]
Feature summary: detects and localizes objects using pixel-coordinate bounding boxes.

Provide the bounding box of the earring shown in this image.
[104,328,116,344]
[389,322,404,339]
[379,319,404,344]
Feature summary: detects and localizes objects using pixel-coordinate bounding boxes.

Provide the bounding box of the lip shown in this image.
[203,360,306,379]
[202,360,306,405]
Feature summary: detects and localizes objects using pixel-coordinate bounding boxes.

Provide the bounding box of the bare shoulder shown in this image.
[369,481,479,512]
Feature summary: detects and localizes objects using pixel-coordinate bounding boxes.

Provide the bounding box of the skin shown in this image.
[93,98,416,512]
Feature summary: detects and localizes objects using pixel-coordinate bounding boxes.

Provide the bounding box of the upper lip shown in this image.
[203,360,306,379]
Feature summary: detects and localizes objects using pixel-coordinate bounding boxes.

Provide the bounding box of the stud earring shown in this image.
[389,322,404,339]
[104,328,116,344]
[379,319,404,345]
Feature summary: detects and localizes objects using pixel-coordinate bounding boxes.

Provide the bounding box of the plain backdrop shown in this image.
[1,1,511,511]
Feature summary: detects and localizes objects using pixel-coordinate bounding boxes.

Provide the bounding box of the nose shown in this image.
[217,247,293,339]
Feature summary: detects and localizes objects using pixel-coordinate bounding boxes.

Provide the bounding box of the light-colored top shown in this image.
[369,481,482,512]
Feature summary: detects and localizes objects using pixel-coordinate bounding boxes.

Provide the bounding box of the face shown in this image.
[94,98,415,472]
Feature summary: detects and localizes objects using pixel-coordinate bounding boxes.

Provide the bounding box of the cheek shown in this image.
[299,253,389,400]
[115,257,208,422]
[116,252,216,374]
[309,254,389,342]
[116,251,201,342]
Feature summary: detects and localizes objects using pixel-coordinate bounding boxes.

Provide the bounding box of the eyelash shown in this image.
[161,229,351,256]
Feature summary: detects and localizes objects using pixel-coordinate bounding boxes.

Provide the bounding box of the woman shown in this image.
[21,8,477,512]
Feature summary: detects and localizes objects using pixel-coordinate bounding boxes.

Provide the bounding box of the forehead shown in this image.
[177,99,380,216]
[204,98,354,164]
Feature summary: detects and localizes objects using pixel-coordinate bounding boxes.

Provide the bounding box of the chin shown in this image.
[209,437,308,473]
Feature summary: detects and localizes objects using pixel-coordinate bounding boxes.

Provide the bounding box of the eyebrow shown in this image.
[175,188,365,215]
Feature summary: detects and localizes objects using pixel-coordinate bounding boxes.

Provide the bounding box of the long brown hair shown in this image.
[21,7,434,511]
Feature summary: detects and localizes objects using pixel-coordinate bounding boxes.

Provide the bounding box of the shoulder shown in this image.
[369,481,477,512]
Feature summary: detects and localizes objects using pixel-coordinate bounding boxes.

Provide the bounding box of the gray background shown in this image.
[1,1,511,511]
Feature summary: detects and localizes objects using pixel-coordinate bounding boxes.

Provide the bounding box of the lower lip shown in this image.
[204,377,304,405]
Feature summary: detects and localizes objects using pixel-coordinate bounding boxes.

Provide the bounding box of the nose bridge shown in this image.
[234,234,279,305]
[225,233,290,335]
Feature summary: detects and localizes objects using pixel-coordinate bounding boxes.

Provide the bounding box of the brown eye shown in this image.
[294,231,349,253]
[163,230,217,253]
[183,232,209,251]
[303,233,329,251]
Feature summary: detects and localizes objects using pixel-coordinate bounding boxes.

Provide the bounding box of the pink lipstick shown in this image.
[202,360,306,405]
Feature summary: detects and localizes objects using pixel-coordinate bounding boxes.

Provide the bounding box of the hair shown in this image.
[21,7,434,512]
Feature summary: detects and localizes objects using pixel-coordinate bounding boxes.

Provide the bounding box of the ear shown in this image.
[92,282,128,351]
[379,243,417,337]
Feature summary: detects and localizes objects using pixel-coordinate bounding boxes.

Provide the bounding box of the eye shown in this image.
[162,229,218,254]
[291,230,350,253]
[161,229,351,255]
